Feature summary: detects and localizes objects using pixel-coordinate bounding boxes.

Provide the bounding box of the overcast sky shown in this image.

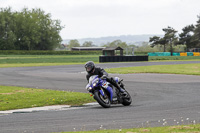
[1,0,200,39]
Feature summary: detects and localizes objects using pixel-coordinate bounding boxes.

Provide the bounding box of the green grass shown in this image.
[0,63,85,68]
[0,55,99,67]
[61,124,200,133]
[106,63,200,76]
[0,86,95,111]
[0,55,99,64]
[0,55,200,68]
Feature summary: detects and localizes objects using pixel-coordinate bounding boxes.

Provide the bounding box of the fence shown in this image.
[99,56,148,62]
[148,52,200,56]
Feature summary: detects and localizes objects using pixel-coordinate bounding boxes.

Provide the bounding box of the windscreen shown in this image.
[89,75,98,85]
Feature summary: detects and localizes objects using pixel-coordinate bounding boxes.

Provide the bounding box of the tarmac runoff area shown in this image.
[0,102,98,114]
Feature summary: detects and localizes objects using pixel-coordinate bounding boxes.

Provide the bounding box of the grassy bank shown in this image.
[0,86,95,111]
[106,63,200,76]
[62,124,200,133]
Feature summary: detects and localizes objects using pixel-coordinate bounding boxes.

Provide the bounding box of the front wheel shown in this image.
[94,91,111,108]
[121,90,132,106]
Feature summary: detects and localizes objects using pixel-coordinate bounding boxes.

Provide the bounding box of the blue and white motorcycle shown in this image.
[86,75,132,108]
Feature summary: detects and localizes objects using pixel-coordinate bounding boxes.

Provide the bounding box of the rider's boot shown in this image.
[111,79,125,93]
[106,77,125,94]
[119,87,125,93]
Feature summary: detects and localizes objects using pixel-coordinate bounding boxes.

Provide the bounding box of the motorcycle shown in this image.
[85,75,132,108]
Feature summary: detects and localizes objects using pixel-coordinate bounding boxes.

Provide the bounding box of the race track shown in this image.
[0,61,200,133]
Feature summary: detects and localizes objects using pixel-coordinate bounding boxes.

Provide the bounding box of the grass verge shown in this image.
[61,124,200,133]
[0,86,95,111]
[0,55,99,67]
[106,63,200,76]
[0,63,85,68]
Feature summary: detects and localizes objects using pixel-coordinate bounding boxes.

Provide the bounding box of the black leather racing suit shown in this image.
[86,67,121,91]
[86,67,108,82]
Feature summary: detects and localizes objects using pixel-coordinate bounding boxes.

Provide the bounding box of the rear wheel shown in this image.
[94,91,111,108]
[121,90,132,106]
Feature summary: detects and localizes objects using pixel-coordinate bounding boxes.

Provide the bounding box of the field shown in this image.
[0,55,200,68]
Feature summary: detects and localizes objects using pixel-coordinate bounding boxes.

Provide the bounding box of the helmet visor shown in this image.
[86,66,92,72]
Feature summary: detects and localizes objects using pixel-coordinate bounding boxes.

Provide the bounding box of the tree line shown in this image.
[0,7,63,50]
[66,39,129,49]
[149,15,200,55]
[3,6,199,53]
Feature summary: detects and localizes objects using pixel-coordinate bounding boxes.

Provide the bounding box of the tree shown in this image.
[178,25,196,51]
[106,40,128,49]
[68,39,80,49]
[150,36,166,52]
[149,36,160,47]
[149,26,177,55]
[82,41,93,47]
[0,7,16,50]
[149,36,168,52]
[193,15,200,48]
[162,26,178,55]
[0,7,63,50]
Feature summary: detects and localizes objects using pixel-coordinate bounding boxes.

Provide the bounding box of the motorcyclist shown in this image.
[84,61,125,93]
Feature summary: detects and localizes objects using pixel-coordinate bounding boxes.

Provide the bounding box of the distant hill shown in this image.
[62,34,163,46]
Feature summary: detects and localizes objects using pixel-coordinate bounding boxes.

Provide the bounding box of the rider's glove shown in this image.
[101,75,107,79]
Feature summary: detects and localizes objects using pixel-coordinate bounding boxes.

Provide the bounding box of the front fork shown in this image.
[100,86,113,101]
[90,87,113,101]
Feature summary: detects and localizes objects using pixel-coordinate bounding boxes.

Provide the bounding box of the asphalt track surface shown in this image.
[0,61,200,133]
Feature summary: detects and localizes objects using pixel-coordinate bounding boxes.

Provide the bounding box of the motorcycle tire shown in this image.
[94,91,111,108]
[121,90,132,106]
